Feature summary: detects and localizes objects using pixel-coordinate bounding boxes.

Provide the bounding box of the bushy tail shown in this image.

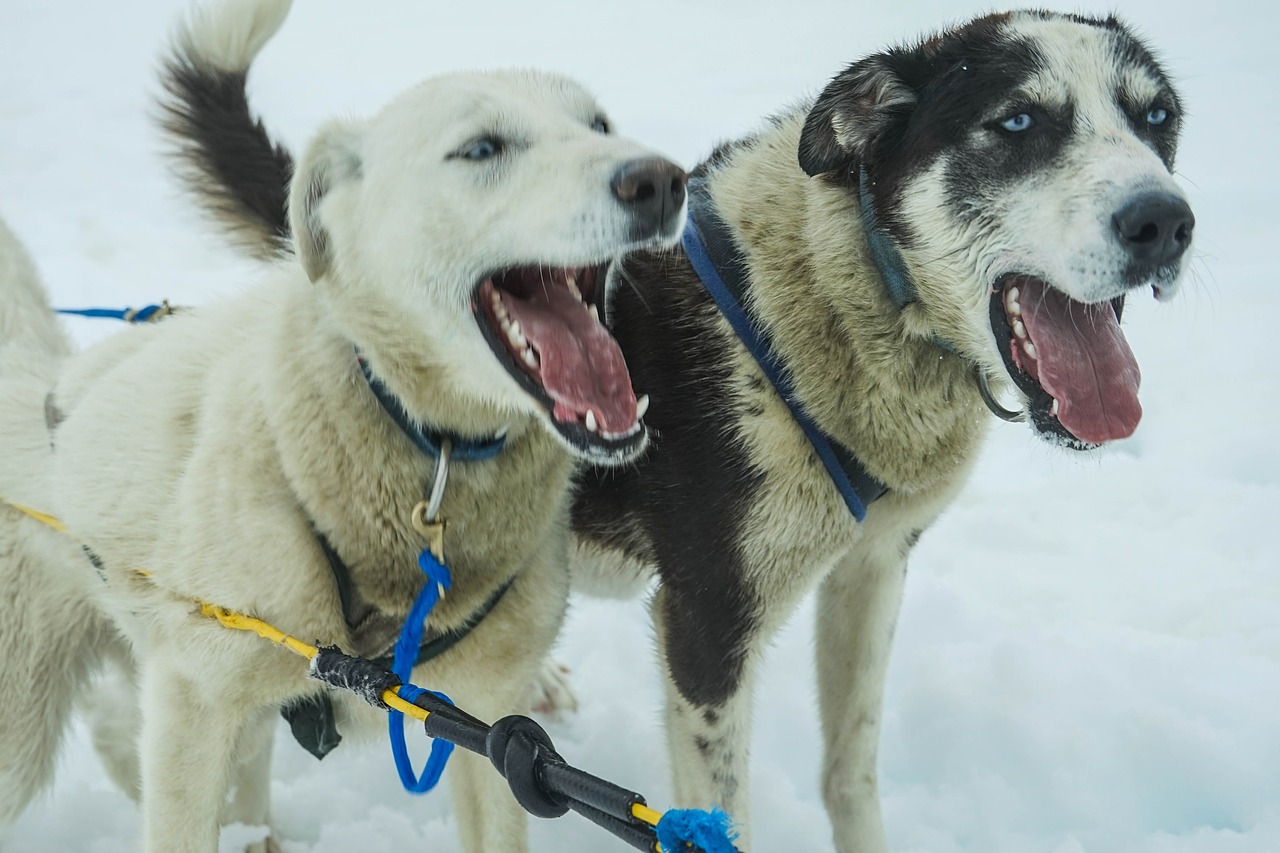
[159,0,296,259]
[0,218,71,380]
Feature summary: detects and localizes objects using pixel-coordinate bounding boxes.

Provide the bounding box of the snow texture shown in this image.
[1,0,1276,851]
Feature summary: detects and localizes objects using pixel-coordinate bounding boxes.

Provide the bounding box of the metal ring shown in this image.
[424,437,452,522]
[976,370,1026,423]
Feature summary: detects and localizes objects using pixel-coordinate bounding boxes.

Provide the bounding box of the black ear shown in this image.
[798,54,917,177]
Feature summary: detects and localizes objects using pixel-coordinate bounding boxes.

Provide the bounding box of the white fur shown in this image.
[178,0,291,74]
[0,1,684,850]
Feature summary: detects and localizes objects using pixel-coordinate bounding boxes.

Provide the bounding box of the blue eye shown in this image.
[461,138,500,161]
[1146,107,1169,127]
[1000,112,1035,133]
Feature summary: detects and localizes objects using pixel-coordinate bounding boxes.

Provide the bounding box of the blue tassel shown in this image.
[655,807,739,853]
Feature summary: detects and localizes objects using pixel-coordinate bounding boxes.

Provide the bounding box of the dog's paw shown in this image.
[528,659,579,717]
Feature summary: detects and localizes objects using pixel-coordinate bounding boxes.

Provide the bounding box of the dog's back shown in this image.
[0,217,70,382]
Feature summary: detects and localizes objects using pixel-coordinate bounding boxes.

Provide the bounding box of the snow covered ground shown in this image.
[1,0,1276,850]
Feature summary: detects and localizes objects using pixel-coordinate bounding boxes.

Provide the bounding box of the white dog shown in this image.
[0,1,686,851]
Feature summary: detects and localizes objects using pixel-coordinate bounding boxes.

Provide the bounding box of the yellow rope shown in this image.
[3,500,69,533]
[632,803,662,828]
[4,497,664,832]
[198,603,431,723]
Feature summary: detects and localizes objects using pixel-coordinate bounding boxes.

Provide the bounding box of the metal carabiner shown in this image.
[411,437,452,560]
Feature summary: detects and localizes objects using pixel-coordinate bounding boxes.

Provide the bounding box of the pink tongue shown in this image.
[500,285,636,433]
[1017,278,1142,443]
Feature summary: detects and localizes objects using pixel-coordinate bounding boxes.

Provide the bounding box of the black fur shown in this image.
[573,249,763,709]
[159,52,294,259]
[797,13,1181,251]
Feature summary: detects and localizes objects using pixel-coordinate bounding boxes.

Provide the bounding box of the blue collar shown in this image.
[681,178,887,522]
[857,167,962,356]
[858,167,919,310]
[358,357,507,462]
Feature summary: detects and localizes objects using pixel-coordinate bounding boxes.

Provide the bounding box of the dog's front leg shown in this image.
[223,707,280,852]
[815,543,908,853]
[137,656,252,853]
[652,583,760,850]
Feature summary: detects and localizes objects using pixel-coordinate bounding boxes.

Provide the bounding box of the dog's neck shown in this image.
[265,276,570,622]
[706,115,987,494]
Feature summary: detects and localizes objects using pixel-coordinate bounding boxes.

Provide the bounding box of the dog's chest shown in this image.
[312,428,574,641]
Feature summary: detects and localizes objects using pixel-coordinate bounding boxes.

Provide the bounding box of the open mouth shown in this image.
[472,264,648,462]
[990,276,1141,448]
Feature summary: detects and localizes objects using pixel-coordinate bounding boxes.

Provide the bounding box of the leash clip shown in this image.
[411,436,452,561]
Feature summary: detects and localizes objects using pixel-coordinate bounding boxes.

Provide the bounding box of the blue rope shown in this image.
[387,546,456,793]
[56,304,167,323]
[656,807,739,853]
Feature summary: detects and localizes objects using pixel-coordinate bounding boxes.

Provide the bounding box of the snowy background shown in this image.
[1,0,1276,850]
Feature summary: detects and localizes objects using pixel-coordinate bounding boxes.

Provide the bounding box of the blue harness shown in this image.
[681,177,888,521]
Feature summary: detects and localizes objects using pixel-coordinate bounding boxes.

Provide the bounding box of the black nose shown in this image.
[1112,191,1195,269]
[611,158,687,234]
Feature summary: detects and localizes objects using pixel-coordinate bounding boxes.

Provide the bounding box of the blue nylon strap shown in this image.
[359,358,506,462]
[388,546,456,793]
[857,167,960,355]
[857,167,919,310]
[56,305,167,322]
[681,196,872,522]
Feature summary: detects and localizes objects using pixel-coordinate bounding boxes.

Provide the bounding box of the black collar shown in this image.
[358,356,507,461]
[681,177,888,521]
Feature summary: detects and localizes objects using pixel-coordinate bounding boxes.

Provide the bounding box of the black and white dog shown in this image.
[158,10,1193,851]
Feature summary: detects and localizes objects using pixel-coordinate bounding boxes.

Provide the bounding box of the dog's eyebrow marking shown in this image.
[1118,68,1166,106]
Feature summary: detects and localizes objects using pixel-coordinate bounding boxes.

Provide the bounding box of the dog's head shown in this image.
[798,11,1192,448]
[288,71,686,464]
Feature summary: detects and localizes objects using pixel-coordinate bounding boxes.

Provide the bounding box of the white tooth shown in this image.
[1013,319,1027,339]
[636,394,650,419]
[1024,341,1037,360]
[1050,399,1060,416]
[1008,286,1020,303]
[523,349,538,368]
[1007,299,1021,317]
[509,320,522,339]
[588,304,600,321]
[566,275,582,301]
[585,409,598,432]
[511,330,527,348]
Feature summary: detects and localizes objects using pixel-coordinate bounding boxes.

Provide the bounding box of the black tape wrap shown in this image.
[309,645,402,710]
[486,716,570,819]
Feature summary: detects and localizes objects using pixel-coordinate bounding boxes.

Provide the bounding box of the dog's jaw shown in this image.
[471,263,649,465]
[989,275,1141,449]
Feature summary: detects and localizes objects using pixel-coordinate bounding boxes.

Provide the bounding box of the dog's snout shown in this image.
[1112,191,1195,269]
[611,158,688,233]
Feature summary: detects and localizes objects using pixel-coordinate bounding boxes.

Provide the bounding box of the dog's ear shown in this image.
[288,121,364,283]
[798,54,917,178]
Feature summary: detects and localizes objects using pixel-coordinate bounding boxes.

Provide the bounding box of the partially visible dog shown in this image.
[145,7,1195,852]
[0,0,686,850]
